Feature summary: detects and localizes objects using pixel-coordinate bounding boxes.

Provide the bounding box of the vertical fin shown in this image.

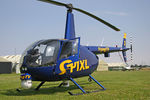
[64,11,75,39]
[122,33,126,48]
[122,33,127,62]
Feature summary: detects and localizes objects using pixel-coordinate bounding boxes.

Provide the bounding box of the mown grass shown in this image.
[0,71,150,100]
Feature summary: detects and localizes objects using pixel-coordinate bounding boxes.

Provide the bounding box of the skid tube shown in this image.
[68,74,106,95]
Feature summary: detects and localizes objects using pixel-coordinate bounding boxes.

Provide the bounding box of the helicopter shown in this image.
[19,0,130,95]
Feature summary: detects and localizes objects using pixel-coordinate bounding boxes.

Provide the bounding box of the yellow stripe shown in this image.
[124,33,127,39]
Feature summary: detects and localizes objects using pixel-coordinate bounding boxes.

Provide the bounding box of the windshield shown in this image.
[21,39,60,67]
[20,38,79,68]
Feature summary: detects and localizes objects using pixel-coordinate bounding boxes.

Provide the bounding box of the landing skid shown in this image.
[68,89,105,96]
[33,74,105,95]
[68,74,106,95]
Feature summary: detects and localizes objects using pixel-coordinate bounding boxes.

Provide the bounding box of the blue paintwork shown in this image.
[86,46,129,54]
[122,51,127,62]
[65,12,75,39]
[122,34,127,62]
[25,45,98,81]
[122,36,126,48]
[27,66,55,81]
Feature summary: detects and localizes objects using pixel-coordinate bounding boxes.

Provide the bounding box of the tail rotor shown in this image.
[130,36,133,62]
[121,34,133,64]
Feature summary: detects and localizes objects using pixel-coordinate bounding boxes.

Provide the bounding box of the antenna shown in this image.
[100,37,104,46]
[14,48,16,62]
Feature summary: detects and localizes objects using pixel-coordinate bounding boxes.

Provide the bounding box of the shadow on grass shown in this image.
[2,81,95,96]
[2,85,77,96]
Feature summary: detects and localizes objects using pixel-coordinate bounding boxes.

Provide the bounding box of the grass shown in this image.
[0,71,150,100]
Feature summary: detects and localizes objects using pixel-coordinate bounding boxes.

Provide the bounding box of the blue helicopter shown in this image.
[19,0,130,95]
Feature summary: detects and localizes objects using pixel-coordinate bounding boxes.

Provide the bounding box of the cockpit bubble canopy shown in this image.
[20,38,79,67]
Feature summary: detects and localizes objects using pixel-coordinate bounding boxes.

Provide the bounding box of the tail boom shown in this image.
[85,33,129,62]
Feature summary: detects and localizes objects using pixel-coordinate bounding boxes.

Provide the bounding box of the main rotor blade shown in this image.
[38,0,68,7]
[38,0,120,31]
[73,8,120,31]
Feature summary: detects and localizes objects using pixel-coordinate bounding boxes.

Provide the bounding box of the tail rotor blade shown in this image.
[130,36,133,61]
[130,44,133,53]
[130,36,133,53]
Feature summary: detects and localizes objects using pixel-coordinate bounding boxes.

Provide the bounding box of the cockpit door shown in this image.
[55,37,80,76]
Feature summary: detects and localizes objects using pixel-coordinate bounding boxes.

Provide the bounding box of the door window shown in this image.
[59,38,79,59]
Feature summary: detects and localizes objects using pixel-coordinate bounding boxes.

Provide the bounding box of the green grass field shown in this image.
[0,71,150,100]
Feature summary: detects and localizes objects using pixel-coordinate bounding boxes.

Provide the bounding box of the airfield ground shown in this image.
[0,71,150,100]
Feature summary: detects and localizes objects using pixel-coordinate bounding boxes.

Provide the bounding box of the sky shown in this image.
[0,0,150,65]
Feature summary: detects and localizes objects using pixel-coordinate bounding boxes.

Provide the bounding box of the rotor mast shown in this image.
[64,4,76,39]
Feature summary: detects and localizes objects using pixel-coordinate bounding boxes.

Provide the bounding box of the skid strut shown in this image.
[69,77,86,95]
[89,74,106,90]
[68,74,106,95]
[35,81,45,91]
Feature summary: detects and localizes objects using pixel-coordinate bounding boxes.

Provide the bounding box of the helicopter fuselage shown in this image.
[20,39,98,82]
[27,46,98,81]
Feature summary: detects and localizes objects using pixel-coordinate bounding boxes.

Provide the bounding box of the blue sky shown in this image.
[0,0,150,65]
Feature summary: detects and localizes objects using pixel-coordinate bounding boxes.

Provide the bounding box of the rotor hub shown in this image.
[66,4,73,12]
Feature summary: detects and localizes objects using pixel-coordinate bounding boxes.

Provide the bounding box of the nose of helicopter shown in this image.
[26,66,55,81]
